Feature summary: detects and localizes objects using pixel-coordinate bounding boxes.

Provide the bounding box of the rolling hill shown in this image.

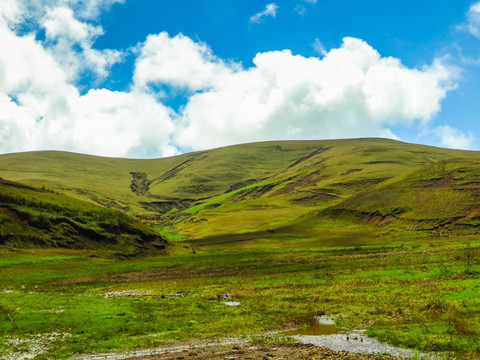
[0,137,479,247]
[0,177,168,255]
[2,138,480,358]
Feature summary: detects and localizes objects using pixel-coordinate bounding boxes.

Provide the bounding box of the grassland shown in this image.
[1,237,480,359]
[1,138,480,358]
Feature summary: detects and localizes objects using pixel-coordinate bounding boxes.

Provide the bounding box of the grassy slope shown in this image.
[2,138,480,358]
[0,141,324,216]
[1,138,478,243]
[170,139,478,241]
[0,178,167,255]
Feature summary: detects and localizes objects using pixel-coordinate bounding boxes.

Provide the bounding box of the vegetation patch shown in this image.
[3,139,480,358]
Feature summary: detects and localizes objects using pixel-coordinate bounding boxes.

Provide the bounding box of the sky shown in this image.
[1,0,480,158]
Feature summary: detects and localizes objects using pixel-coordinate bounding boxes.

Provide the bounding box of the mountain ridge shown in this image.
[1,138,479,247]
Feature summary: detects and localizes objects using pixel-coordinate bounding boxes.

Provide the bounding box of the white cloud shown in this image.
[250,3,278,23]
[0,0,124,82]
[305,0,317,3]
[312,38,326,56]
[464,1,480,38]
[41,6,122,80]
[69,0,125,20]
[132,35,456,150]
[0,94,37,152]
[431,125,474,150]
[133,32,235,92]
[0,0,22,25]
[37,89,176,158]
[0,11,176,158]
[0,21,71,105]
[4,0,124,22]
[0,1,464,158]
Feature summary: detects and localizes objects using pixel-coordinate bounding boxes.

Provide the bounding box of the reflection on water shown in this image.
[285,322,339,336]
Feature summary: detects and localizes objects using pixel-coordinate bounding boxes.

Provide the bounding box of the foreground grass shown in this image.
[1,235,480,359]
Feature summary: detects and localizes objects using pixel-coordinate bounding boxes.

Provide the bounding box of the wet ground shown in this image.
[125,343,403,360]
[74,316,430,360]
[283,317,423,358]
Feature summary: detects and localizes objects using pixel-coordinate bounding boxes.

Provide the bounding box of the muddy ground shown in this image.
[125,343,402,360]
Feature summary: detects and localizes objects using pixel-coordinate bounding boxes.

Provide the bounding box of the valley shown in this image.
[1,138,480,359]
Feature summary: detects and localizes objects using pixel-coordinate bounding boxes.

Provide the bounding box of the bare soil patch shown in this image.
[124,343,402,360]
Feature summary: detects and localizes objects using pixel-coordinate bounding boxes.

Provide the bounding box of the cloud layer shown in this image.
[137,33,457,150]
[0,1,473,158]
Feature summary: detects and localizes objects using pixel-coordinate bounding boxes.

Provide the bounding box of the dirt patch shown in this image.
[365,216,396,227]
[291,189,336,204]
[273,172,327,197]
[286,147,328,169]
[342,169,363,175]
[365,161,401,165]
[130,172,151,196]
[0,207,23,223]
[122,343,402,360]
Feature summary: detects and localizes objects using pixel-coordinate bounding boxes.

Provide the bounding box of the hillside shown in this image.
[0,138,479,246]
[0,177,167,255]
[0,142,329,216]
[2,138,480,358]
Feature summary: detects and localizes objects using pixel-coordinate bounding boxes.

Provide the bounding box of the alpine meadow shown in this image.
[4,1,480,359]
[1,138,480,359]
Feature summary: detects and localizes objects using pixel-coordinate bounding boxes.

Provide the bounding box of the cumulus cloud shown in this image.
[0,0,22,25]
[133,32,236,92]
[463,1,480,38]
[6,0,124,22]
[0,1,465,157]
[431,125,474,150]
[37,89,176,158]
[250,3,278,23]
[133,34,456,150]
[0,6,176,158]
[41,6,122,80]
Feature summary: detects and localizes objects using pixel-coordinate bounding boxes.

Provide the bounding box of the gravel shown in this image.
[292,331,433,359]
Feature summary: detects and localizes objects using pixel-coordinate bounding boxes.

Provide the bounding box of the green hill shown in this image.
[2,138,480,358]
[0,138,478,247]
[0,177,167,255]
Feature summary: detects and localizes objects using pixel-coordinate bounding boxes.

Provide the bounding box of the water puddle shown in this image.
[285,316,340,336]
[285,316,431,359]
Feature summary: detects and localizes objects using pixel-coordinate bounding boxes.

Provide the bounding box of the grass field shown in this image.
[1,138,480,358]
[1,235,480,359]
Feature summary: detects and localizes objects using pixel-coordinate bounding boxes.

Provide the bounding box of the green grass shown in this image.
[182,177,290,214]
[1,237,480,359]
[0,178,167,254]
[0,138,474,218]
[3,138,480,358]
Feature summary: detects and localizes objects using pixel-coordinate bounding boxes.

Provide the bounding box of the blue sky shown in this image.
[1,0,480,157]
